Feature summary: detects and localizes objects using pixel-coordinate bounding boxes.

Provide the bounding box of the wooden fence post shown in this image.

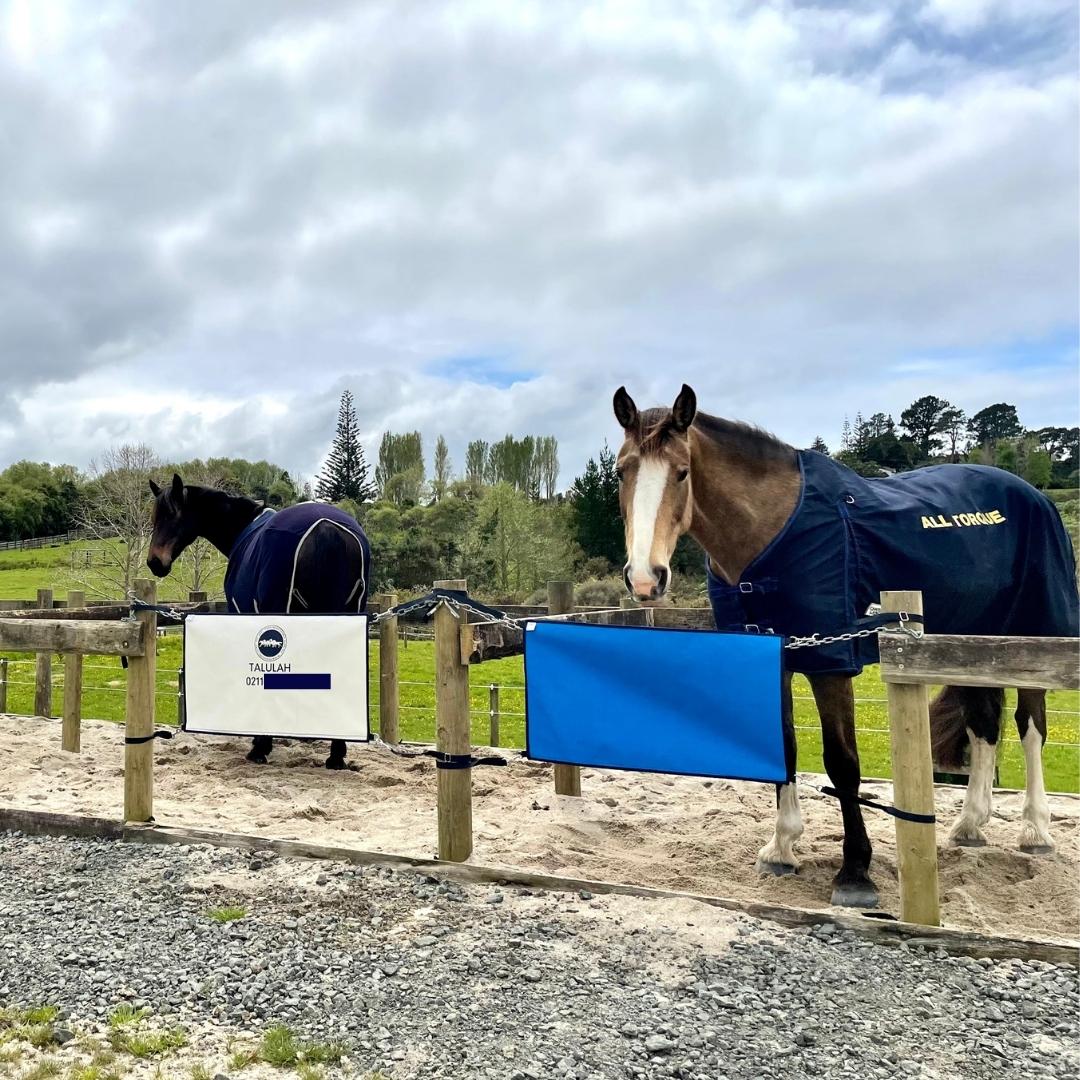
[188,590,207,604]
[62,590,85,752]
[548,581,582,797]
[0,658,7,713]
[377,592,400,744]
[434,578,472,861]
[881,590,940,927]
[34,589,53,717]
[124,578,158,823]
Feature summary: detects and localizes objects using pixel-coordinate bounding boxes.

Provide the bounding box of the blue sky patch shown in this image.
[427,355,539,388]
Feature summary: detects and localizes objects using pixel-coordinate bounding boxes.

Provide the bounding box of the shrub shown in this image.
[574,578,625,607]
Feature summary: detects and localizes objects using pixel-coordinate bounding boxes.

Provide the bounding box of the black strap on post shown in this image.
[857,612,925,633]
[124,731,175,745]
[424,751,507,770]
[817,785,935,825]
[375,740,509,769]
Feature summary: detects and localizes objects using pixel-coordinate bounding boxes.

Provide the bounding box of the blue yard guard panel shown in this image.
[524,621,788,784]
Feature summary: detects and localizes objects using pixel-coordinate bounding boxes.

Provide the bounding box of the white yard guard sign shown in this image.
[183,614,370,741]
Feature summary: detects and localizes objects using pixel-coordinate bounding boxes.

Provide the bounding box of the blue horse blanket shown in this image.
[708,451,1079,675]
[224,503,371,615]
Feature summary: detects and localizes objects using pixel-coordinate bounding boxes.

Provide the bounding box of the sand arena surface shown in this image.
[0,714,1076,942]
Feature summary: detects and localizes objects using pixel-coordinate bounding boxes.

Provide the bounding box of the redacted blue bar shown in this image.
[264,673,332,690]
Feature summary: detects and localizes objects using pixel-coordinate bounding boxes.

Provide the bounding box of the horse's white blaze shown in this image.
[949,729,996,845]
[628,458,669,590]
[757,782,803,869]
[1019,723,1053,851]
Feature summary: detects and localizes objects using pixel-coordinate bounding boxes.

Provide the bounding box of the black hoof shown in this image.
[1019,844,1054,856]
[324,758,347,771]
[952,836,987,848]
[757,860,798,877]
[831,878,879,909]
[246,752,268,765]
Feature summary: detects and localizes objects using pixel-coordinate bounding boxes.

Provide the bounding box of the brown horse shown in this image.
[612,384,1063,908]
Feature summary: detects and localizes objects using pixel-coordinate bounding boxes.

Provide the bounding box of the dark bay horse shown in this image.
[147,474,371,769]
[613,385,1079,907]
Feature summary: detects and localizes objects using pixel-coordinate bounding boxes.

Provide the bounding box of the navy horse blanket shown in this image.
[224,502,371,615]
[708,451,1079,675]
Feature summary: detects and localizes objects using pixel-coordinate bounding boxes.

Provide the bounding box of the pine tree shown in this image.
[315,390,376,503]
[569,443,623,567]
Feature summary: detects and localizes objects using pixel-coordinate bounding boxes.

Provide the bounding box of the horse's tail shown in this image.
[929,686,1005,767]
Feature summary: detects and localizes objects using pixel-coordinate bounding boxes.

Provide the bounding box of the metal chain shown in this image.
[785,615,922,650]
[371,594,522,629]
[334,594,927,652]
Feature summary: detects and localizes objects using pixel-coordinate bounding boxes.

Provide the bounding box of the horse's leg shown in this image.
[1015,689,1053,854]
[947,688,1003,847]
[809,673,876,908]
[326,739,348,770]
[757,671,803,875]
[290,521,363,771]
[247,735,273,764]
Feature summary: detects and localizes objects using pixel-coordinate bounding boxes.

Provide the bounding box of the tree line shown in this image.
[0,388,1075,606]
[813,395,1078,489]
[314,391,561,505]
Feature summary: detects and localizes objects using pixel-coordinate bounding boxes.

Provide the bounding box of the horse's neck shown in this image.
[687,428,801,584]
[197,494,263,558]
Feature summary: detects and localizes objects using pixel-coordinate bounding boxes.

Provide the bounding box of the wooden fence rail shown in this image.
[0,578,158,825]
[879,633,1079,691]
[877,598,1078,926]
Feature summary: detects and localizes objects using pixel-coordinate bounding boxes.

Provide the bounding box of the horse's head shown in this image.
[147,473,197,577]
[613,384,697,601]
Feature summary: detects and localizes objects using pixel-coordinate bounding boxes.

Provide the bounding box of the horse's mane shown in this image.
[180,484,261,510]
[639,407,797,466]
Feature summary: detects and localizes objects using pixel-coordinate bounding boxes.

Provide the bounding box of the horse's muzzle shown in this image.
[146,552,171,577]
[625,563,669,602]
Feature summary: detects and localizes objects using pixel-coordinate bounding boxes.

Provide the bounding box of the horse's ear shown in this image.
[671,384,697,434]
[171,474,184,499]
[149,479,161,498]
[613,386,638,430]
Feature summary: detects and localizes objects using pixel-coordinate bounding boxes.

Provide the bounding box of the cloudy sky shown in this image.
[0,0,1076,488]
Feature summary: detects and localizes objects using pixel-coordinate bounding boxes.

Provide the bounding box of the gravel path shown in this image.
[0,831,1076,1080]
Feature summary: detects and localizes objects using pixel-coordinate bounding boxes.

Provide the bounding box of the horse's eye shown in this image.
[676,468,689,482]
[616,468,625,482]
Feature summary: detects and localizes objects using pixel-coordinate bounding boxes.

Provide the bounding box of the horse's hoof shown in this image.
[324,758,346,771]
[246,753,268,765]
[757,859,798,877]
[831,880,879,909]
[1019,843,1054,856]
[951,836,987,848]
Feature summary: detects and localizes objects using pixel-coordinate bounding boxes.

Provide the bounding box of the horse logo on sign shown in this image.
[256,626,287,660]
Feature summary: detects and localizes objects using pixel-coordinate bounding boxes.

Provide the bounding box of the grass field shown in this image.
[0,540,223,602]
[3,633,1077,793]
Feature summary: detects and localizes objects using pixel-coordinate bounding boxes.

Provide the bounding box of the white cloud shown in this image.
[0,0,1074,484]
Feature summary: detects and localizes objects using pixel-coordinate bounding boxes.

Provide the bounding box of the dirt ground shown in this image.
[1,714,1077,942]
